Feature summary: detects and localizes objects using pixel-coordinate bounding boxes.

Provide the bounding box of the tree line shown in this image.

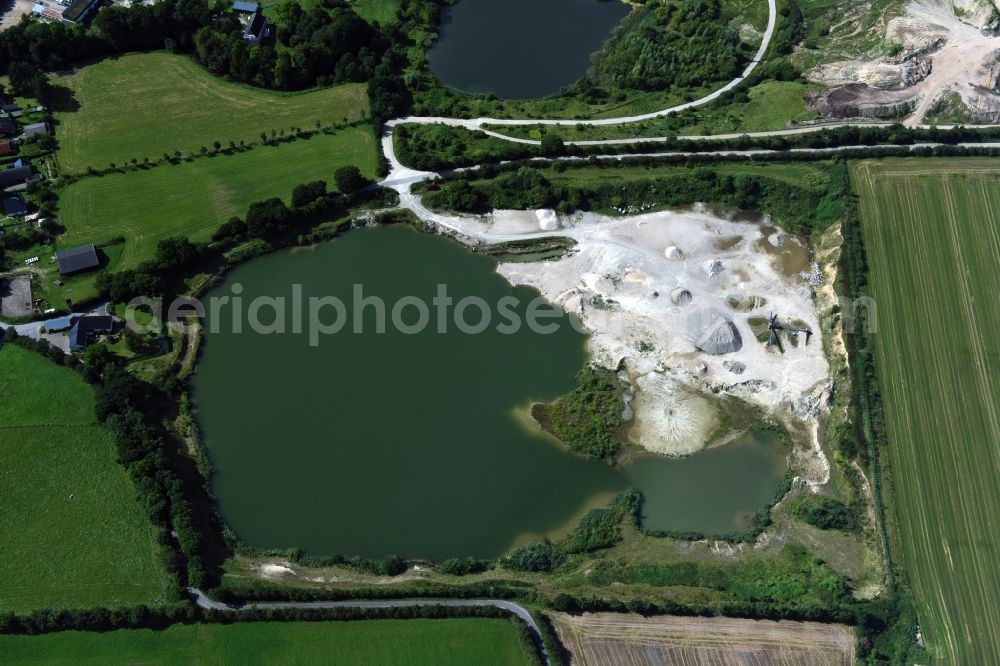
[394,122,1000,172]
[0,0,397,92]
[0,330,216,592]
[95,168,373,304]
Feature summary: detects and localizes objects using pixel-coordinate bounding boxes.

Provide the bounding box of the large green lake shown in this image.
[427,0,629,99]
[192,225,786,560]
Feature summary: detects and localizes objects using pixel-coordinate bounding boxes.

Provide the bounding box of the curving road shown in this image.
[189,588,551,665]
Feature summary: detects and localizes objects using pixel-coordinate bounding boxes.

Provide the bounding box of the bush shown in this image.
[334,166,370,194]
[563,508,621,553]
[793,496,858,532]
[504,542,563,572]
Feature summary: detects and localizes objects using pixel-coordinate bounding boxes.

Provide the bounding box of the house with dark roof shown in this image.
[243,11,269,42]
[0,165,34,189]
[0,140,17,156]
[62,0,100,23]
[23,122,51,138]
[0,116,17,136]
[2,195,27,217]
[69,316,115,352]
[233,0,258,12]
[56,244,100,276]
[0,92,16,113]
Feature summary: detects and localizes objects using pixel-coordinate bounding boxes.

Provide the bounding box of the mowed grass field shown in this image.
[0,345,167,612]
[853,159,1000,663]
[550,612,856,665]
[57,126,378,271]
[350,0,399,24]
[54,53,368,173]
[0,618,536,665]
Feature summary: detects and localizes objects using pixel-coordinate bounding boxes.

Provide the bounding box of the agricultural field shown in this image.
[57,126,378,271]
[0,618,536,665]
[53,53,369,173]
[0,345,168,613]
[853,158,1000,663]
[549,612,856,665]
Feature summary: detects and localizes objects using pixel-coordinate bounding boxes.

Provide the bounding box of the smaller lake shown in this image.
[192,225,787,560]
[427,0,629,99]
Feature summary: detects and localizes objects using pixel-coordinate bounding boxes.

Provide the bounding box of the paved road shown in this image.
[189,588,551,665]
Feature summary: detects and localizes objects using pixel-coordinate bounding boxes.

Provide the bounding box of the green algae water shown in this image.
[192,225,786,559]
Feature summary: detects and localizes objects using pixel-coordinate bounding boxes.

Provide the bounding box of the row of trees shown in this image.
[395,121,1000,173]
[425,162,841,236]
[97,168,371,304]
[0,599,528,636]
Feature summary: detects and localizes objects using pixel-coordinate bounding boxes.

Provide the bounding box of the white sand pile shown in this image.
[703,259,725,278]
[670,287,693,305]
[665,245,684,259]
[258,563,295,578]
[536,209,560,231]
[628,374,720,455]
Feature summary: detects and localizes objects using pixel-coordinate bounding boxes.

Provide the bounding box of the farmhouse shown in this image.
[3,195,28,217]
[23,122,51,138]
[62,0,101,24]
[56,244,100,276]
[69,316,115,352]
[244,11,269,42]
[0,165,34,189]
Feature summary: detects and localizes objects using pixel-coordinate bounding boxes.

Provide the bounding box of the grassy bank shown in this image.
[0,345,168,613]
[483,80,820,141]
[54,53,369,173]
[853,158,1000,663]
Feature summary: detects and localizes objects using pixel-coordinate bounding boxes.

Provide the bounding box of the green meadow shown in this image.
[54,53,368,173]
[0,345,168,612]
[57,126,378,271]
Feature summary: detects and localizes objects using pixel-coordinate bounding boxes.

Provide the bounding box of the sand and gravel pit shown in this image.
[482,207,831,458]
[400,194,832,470]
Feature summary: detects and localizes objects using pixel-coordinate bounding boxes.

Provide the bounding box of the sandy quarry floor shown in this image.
[495,208,830,457]
[406,196,832,474]
[808,0,1000,124]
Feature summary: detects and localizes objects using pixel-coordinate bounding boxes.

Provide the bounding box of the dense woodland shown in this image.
[589,0,746,92]
[0,0,441,98]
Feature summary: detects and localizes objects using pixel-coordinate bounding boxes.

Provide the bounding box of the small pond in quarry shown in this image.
[427,0,629,99]
[192,226,787,560]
